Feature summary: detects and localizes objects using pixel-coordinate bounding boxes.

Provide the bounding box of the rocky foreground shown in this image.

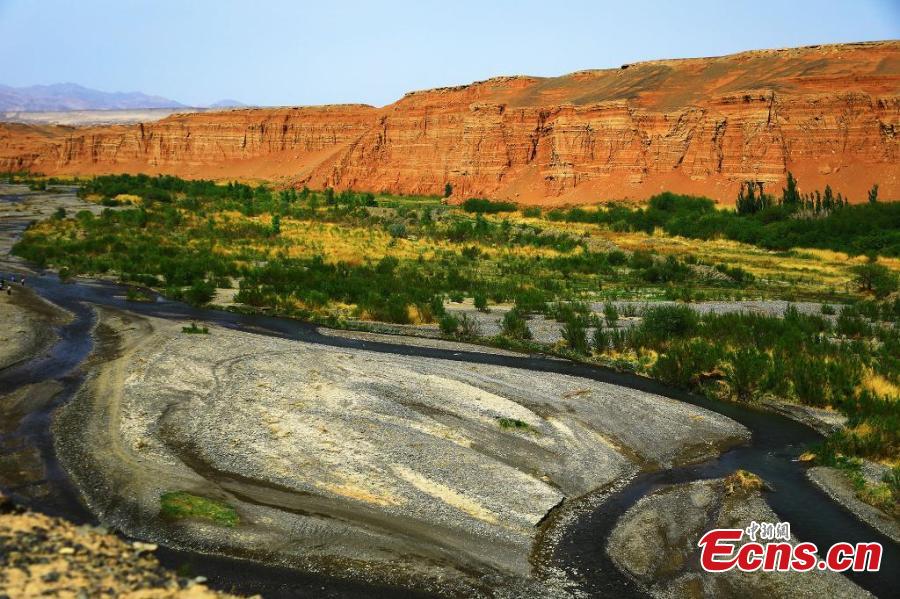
[0,493,247,598]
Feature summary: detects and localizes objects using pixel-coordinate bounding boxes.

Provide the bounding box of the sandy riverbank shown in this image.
[0,287,66,371]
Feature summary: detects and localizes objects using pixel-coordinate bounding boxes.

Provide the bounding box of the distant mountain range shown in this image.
[0,83,244,111]
[208,99,247,108]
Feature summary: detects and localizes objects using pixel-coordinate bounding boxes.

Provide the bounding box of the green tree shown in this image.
[868,184,879,204]
[823,185,835,211]
[271,214,281,236]
[851,262,898,298]
[781,171,801,208]
[444,182,453,198]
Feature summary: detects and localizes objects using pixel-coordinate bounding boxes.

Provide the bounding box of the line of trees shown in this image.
[735,172,864,216]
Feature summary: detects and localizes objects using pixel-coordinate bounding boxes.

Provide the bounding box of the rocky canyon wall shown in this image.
[1,42,898,204]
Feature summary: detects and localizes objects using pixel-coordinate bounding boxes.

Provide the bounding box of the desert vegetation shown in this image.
[15,174,779,320]
[11,174,899,505]
[543,174,900,257]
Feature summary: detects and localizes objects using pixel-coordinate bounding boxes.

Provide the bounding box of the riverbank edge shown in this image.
[807,466,900,545]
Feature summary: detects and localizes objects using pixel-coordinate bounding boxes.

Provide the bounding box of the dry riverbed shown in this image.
[54,307,749,592]
[0,287,64,371]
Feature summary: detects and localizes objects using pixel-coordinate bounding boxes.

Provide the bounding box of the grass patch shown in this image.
[125,288,154,302]
[497,417,530,430]
[181,322,209,334]
[159,491,239,526]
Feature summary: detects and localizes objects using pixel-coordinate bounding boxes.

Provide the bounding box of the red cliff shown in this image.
[2,42,898,204]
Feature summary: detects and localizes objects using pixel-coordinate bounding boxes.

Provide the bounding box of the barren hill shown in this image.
[2,41,898,204]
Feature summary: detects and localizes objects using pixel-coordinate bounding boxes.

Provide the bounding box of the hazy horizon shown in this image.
[1,0,899,108]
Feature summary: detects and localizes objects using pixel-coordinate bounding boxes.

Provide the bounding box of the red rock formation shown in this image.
[2,42,898,204]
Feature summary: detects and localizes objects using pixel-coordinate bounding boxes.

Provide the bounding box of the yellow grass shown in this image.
[204,212,568,266]
[498,208,899,298]
[861,372,900,400]
[114,193,142,204]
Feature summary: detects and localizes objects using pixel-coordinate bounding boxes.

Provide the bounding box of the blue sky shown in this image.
[1,0,898,107]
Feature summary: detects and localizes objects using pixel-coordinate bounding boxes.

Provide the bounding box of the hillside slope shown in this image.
[1,42,898,204]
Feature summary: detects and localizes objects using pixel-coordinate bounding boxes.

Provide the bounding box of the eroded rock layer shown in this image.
[2,42,898,204]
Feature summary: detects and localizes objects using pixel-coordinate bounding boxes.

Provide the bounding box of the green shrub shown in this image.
[836,311,872,338]
[787,356,822,405]
[609,327,629,352]
[512,288,548,313]
[382,294,411,324]
[439,314,460,335]
[561,316,589,355]
[473,292,488,312]
[430,295,446,318]
[387,222,407,238]
[457,313,482,339]
[725,347,770,401]
[183,279,215,306]
[461,198,517,214]
[607,250,628,266]
[592,327,608,353]
[603,302,619,327]
[497,417,530,430]
[651,339,721,387]
[181,322,209,334]
[125,288,153,302]
[634,304,700,349]
[501,308,532,340]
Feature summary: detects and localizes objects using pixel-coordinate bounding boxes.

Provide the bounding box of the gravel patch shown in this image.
[608,476,871,598]
[759,399,848,436]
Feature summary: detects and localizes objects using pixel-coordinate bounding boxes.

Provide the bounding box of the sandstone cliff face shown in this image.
[0,106,379,183]
[2,42,898,204]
